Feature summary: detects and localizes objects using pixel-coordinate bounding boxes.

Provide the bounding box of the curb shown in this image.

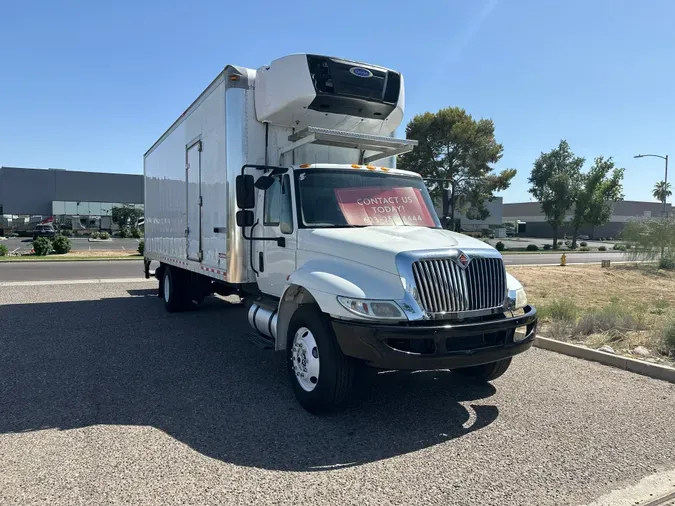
[0,257,142,263]
[534,336,675,384]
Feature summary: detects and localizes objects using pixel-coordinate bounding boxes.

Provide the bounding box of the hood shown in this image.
[297,226,496,274]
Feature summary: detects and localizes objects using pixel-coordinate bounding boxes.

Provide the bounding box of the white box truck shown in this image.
[143,54,537,413]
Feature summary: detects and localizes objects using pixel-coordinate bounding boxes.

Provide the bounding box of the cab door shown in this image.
[255,173,296,297]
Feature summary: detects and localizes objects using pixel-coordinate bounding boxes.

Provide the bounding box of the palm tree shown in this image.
[652,180,672,204]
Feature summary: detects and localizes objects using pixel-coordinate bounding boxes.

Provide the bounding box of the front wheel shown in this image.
[454,358,512,382]
[287,306,358,414]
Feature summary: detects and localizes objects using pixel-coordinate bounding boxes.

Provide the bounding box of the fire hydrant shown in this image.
[560,253,567,266]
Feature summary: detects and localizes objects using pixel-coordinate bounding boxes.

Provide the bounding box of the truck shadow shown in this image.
[0,293,498,471]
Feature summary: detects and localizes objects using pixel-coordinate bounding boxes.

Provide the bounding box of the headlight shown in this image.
[508,287,528,310]
[337,296,405,320]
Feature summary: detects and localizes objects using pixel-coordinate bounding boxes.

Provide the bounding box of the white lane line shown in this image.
[0,278,152,287]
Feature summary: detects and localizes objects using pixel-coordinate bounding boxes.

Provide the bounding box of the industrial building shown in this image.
[0,166,143,235]
[503,200,673,239]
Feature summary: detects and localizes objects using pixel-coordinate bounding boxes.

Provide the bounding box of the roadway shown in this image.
[0,252,629,284]
[0,281,673,505]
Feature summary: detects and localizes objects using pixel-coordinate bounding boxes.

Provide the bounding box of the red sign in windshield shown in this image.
[334,187,436,226]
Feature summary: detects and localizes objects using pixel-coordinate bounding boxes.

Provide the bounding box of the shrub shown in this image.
[612,243,626,251]
[539,297,579,323]
[543,244,552,251]
[580,246,590,251]
[90,231,100,239]
[120,227,131,238]
[659,316,675,357]
[526,244,539,251]
[598,246,607,251]
[0,244,8,256]
[32,237,52,256]
[61,229,73,237]
[580,241,588,247]
[625,244,631,250]
[99,231,110,240]
[574,302,643,336]
[51,235,72,254]
[495,241,505,251]
[658,254,675,270]
[565,240,571,247]
[138,240,145,256]
[131,228,142,239]
[557,241,562,246]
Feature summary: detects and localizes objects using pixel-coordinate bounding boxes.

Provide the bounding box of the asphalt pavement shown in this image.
[1,281,674,505]
[1,237,140,253]
[0,259,146,282]
[502,251,627,265]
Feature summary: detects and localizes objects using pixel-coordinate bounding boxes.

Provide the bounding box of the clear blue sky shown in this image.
[1,0,673,203]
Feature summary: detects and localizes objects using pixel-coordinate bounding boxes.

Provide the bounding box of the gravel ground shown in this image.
[1,282,674,505]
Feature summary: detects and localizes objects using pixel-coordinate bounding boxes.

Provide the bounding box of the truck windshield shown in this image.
[295,169,441,229]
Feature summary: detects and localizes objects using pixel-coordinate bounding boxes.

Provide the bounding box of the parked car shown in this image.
[577,234,590,241]
[32,224,57,240]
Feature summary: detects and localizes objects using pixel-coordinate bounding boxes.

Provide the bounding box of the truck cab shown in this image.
[144,53,536,414]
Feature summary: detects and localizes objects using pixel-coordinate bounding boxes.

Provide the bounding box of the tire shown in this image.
[162,266,188,313]
[454,357,512,382]
[287,306,357,414]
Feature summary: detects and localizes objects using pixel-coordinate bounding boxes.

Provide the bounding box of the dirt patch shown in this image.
[508,263,675,367]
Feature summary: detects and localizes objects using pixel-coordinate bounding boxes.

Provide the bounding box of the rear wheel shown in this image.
[162,266,187,313]
[454,358,512,382]
[287,306,357,414]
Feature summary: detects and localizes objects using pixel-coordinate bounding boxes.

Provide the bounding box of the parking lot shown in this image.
[1,281,674,505]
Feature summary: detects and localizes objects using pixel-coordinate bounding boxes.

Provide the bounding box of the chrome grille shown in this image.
[411,257,507,314]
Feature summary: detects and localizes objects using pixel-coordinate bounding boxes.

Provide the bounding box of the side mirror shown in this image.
[254,175,275,191]
[236,175,255,209]
[236,210,254,227]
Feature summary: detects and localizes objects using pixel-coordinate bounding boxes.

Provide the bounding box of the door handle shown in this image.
[258,252,264,272]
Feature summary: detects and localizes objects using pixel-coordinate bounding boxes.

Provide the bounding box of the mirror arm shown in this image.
[241,225,286,248]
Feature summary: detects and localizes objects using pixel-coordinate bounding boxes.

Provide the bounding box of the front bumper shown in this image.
[332,305,537,370]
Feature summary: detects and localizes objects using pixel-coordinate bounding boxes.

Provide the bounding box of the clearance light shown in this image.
[351,164,361,169]
[380,167,390,172]
[299,164,311,168]
[229,75,239,81]
[366,165,376,170]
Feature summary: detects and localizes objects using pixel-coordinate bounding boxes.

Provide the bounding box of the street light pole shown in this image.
[634,153,669,216]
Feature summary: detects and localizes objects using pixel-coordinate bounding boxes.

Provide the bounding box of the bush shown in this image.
[557,241,562,246]
[612,243,626,251]
[91,231,101,239]
[120,227,131,238]
[580,246,590,251]
[495,241,505,251]
[580,241,588,247]
[32,237,52,256]
[131,228,142,239]
[0,244,8,256]
[61,229,73,237]
[138,240,145,256]
[51,235,72,254]
[99,231,110,240]
[539,297,579,323]
[598,246,607,251]
[658,254,675,270]
[574,302,643,336]
[526,244,539,251]
[659,316,675,357]
[543,244,552,251]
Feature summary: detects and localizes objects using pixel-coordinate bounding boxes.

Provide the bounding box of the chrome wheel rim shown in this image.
[163,272,170,304]
[291,327,320,392]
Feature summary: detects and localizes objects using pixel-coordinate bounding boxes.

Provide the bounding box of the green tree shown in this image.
[112,206,143,228]
[570,157,624,248]
[528,140,584,249]
[652,181,672,207]
[398,107,516,230]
